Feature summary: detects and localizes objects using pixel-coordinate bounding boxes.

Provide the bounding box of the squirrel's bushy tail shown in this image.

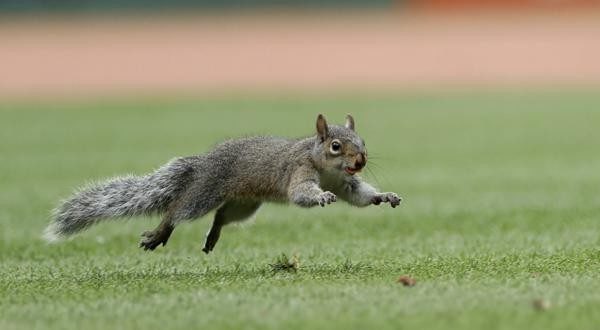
[44,158,192,241]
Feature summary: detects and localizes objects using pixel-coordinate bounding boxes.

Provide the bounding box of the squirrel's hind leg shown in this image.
[202,200,261,254]
[140,215,174,251]
[140,190,225,251]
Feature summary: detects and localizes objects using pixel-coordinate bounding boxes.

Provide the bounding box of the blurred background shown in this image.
[1,0,600,99]
[3,3,600,329]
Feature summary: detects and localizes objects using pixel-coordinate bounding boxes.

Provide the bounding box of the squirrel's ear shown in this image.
[316,114,328,142]
[345,114,355,131]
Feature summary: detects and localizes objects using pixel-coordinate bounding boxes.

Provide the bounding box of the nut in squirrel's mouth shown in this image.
[345,167,361,175]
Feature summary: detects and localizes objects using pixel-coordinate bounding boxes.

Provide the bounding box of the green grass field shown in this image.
[1,90,600,329]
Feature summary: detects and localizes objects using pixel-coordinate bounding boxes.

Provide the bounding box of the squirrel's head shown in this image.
[312,114,367,176]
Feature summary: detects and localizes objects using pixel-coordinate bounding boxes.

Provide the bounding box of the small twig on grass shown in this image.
[269,253,300,273]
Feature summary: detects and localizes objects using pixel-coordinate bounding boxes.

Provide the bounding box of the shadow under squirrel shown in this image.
[44,114,402,253]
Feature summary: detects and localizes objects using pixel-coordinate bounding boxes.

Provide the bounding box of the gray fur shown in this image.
[44,114,402,252]
[45,158,193,240]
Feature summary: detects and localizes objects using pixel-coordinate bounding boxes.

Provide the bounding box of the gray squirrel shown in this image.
[44,114,402,253]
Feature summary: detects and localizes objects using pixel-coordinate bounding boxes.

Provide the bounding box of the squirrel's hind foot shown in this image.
[202,228,220,254]
[202,223,224,254]
[139,225,174,251]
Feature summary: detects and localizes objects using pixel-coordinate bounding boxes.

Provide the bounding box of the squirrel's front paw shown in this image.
[371,192,402,208]
[318,191,337,207]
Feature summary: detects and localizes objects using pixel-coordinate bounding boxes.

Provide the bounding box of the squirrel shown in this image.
[44,114,402,253]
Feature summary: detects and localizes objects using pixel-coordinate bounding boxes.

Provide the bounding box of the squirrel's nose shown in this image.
[354,153,367,170]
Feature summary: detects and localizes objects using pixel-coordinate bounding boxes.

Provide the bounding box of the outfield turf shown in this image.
[1,90,600,329]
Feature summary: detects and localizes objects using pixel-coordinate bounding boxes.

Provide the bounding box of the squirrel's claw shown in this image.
[139,228,172,251]
[318,191,337,207]
[388,193,402,208]
[372,192,402,208]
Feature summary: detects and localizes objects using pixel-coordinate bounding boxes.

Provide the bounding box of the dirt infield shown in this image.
[1,10,600,99]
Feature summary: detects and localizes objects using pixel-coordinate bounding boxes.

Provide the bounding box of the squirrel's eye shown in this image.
[330,141,341,153]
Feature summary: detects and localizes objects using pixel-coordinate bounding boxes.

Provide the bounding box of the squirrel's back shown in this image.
[194,136,313,201]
